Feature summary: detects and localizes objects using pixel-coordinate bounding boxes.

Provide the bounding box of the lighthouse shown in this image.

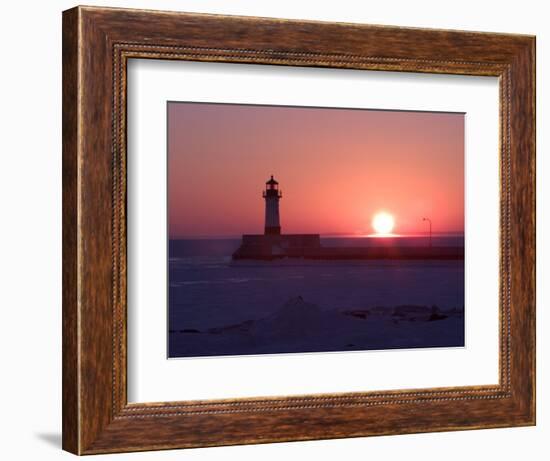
[263,175,282,235]
[232,175,321,260]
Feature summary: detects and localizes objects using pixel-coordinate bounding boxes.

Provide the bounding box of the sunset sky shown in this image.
[168,102,464,238]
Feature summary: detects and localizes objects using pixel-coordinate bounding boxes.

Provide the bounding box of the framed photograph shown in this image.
[62,6,535,454]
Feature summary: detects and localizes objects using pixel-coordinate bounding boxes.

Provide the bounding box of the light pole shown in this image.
[422,217,432,248]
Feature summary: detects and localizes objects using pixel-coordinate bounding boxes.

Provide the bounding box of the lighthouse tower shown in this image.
[263,175,282,235]
[232,175,321,259]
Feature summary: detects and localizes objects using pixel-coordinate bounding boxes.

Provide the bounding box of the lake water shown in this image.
[168,236,465,357]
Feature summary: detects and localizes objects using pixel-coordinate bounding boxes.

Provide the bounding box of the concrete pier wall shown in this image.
[232,234,463,260]
[233,234,321,260]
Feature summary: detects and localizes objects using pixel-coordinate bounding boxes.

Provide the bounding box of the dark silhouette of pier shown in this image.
[232,234,463,261]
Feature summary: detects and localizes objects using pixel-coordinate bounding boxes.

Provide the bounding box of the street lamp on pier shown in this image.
[422,217,432,248]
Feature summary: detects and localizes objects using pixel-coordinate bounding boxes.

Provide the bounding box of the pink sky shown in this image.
[168,102,464,238]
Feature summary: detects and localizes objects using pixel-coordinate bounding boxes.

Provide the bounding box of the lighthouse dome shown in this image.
[266,175,278,185]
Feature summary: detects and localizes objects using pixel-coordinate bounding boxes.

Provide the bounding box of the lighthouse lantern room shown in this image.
[263,175,282,235]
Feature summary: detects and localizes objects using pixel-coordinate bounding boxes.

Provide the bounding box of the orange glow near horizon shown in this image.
[168,102,464,238]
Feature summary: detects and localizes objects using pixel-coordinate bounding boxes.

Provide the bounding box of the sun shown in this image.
[372,212,395,235]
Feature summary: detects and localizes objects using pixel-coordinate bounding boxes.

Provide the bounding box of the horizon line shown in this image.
[169,231,466,240]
